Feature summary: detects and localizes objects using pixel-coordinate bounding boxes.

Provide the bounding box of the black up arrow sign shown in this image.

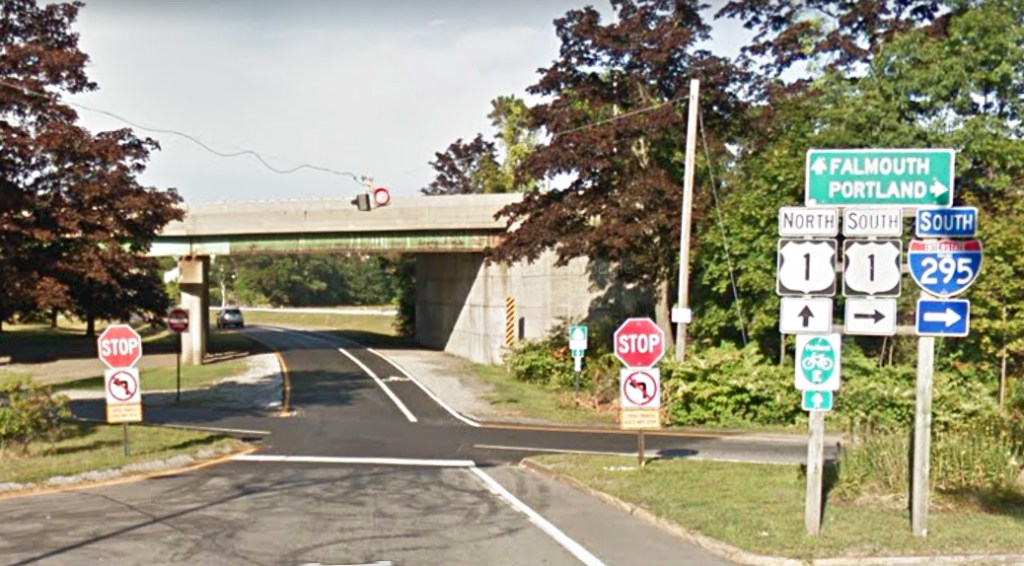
[854,310,885,324]
[798,305,814,327]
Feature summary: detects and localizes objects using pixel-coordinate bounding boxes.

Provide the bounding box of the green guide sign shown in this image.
[805,149,955,207]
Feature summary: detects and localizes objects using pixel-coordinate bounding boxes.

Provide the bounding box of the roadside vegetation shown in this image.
[535,454,1024,560]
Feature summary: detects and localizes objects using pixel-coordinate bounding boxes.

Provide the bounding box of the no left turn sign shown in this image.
[619,368,660,409]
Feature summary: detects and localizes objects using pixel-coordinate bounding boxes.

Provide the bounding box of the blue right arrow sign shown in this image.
[916,299,970,337]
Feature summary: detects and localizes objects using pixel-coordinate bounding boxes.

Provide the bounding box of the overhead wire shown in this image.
[0,78,372,187]
[698,106,749,346]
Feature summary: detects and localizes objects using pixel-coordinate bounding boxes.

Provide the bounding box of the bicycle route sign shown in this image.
[795,334,842,391]
[805,148,955,207]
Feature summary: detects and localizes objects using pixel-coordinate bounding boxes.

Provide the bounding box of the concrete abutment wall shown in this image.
[416,252,596,365]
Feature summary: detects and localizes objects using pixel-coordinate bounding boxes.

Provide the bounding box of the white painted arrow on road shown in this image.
[923,308,961,327]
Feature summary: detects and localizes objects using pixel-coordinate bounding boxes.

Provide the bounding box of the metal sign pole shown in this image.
[176,332,182,404]
[638,430,645,468]
[805,410,825,535]
[912,333,935,536]
[123,423,130,457]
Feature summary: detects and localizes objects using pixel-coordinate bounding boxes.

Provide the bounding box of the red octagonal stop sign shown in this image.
[613,317,665,368]
[97,324,143,369]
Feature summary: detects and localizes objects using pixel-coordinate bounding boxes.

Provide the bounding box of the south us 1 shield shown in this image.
[907,239,982,297]
[795,334,841,391]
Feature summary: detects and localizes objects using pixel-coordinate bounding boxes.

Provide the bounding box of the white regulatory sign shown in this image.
[779,207,839,237]
[777,239,837,296]
[843,239,901,297]
[843,208,903,237]
[844,298,897,336]
[779,297,833,334]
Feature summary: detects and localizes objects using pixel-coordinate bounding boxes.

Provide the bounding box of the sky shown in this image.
[68,0,749,203]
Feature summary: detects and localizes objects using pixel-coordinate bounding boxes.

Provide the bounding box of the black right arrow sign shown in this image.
[853,309,885,324]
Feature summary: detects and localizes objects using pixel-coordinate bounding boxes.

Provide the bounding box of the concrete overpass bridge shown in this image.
[153,193,595,365]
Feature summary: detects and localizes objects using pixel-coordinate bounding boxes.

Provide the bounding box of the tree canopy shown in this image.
[0,0,182,332]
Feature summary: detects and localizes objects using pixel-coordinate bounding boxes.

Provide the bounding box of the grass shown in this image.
[0,421,244,486]
[240,309,398,335]
[52,360,248,393]
[470,363,619,426]
[535,454,1024,560]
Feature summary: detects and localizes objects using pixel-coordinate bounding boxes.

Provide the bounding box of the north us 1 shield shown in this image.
[907,239,982,297]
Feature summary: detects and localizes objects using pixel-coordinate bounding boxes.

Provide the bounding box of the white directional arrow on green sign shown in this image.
[805,149,955,207]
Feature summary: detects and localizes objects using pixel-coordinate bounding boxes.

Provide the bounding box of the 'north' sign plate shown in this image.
[805,148,955,208]
[779,207,839,237]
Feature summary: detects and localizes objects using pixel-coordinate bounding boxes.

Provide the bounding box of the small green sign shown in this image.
[805,149,954,207]
[795,334,841,391]
[571,349,586,358]
[802,390,834,412]
[569,325,588,351]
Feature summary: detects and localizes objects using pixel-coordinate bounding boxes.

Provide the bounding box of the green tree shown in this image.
[488,0,748,314]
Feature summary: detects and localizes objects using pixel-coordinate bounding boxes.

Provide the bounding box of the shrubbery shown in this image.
[502,333,1024,498]
[0,380,70,456]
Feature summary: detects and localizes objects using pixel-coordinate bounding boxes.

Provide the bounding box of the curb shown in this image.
[519,458,1024,566]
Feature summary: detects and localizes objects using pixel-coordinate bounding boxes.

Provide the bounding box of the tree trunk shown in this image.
[50,308,58,328]
[86,315,95,337]
[655,278,674,349]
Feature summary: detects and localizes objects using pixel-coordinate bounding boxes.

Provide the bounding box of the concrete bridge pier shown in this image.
[179,256,210,365]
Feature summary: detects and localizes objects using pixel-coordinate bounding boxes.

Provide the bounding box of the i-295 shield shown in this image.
[907,239,982,297]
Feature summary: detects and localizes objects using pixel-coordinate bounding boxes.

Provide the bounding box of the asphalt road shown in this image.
[2,326,830,565]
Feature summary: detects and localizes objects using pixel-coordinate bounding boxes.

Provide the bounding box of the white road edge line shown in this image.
[473,444,641,457]
[468,466,607,566]
[336,348,418,423]
[232,454,475,467]
[366,347,481,428]
[161,424,272,436]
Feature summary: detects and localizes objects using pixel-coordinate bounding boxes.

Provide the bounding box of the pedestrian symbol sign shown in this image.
[795,334,841,391]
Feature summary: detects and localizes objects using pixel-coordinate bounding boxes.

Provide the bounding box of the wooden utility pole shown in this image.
[675,79,699,362]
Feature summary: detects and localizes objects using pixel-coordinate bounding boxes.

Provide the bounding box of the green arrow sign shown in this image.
[805,149,955,207]
[802,390,834,412]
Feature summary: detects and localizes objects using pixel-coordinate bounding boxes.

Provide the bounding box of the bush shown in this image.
[660,343,802,427]
[0,380,70,456]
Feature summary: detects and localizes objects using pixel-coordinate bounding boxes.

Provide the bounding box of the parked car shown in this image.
[216,307,245,329]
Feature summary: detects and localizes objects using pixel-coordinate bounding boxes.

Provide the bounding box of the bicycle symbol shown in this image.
[801,353,834,372]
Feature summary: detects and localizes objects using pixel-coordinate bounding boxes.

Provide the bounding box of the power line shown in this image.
[0,79,372,187]
[549,94,687,139]
[699,107,749,346]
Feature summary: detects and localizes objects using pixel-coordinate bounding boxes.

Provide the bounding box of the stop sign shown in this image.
[97,324,143,369]
[613,317,665,368]
[166,308,189,333]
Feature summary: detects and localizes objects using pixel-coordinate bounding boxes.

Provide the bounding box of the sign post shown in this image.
[97,324,144,457]
[614,318,664,467]
[569,325,588,401]
[167,308,189,404]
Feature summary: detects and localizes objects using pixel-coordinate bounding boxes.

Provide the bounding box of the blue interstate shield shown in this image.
[907,239,982,297]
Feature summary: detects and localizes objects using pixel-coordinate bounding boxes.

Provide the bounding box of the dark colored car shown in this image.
[216,307,245,329]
